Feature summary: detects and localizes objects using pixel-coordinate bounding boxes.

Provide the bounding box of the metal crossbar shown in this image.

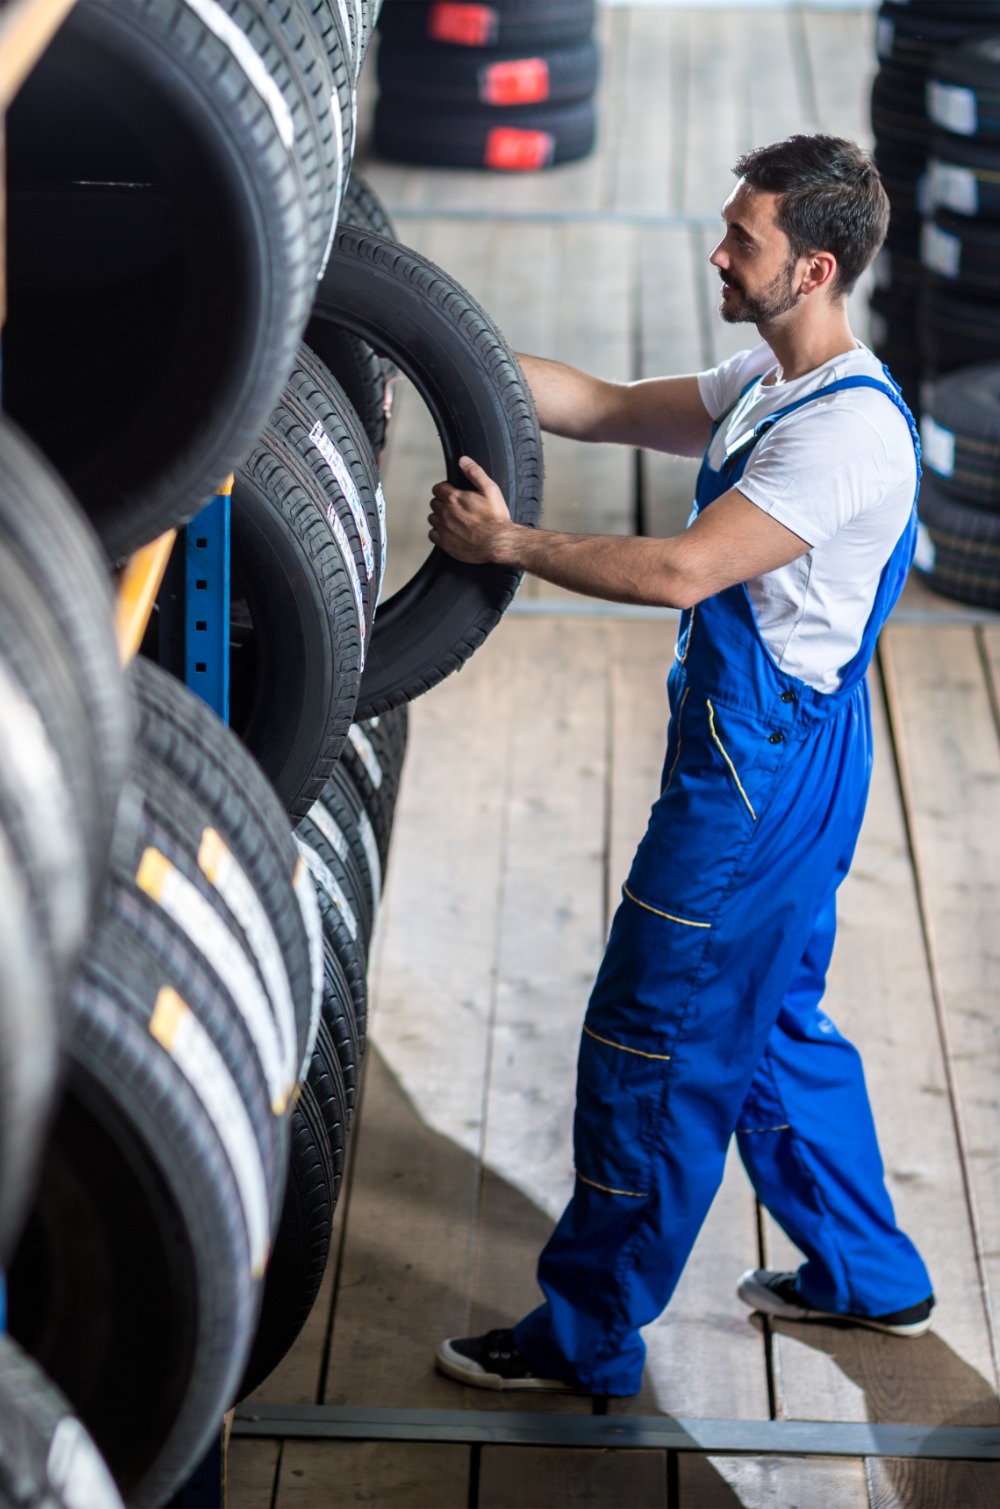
[231,1406,1000,1461]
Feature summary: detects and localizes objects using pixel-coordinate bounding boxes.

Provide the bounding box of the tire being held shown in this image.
[312,228,543,715]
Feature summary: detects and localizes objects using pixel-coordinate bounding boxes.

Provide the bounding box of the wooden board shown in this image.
[275,1441,471,1508]
[636,226,707,541]
[479,1445,667,1507]
[226,1439,281,1509]
[610,5,683,215]
[881,624,1000,1401]
[764,648,999,1507]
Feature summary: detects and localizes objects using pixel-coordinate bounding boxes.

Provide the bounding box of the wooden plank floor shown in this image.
[229,7,1000,1506]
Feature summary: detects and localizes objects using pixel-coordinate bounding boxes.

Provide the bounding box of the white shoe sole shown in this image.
[736,1269,933,1337]
[435,1340,572,1391]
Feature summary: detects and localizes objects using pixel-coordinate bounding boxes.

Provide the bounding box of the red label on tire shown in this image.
[484,127,556,171]
[428,3,498,46]
[480,58,551,106]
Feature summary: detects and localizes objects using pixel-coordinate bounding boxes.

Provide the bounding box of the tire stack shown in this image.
[867,2,1000,414]
[869,3,1000,608]
[372,0,599,170]
[0,1,549,1501]
[922,28,1000,377]
[0,417,132,1509]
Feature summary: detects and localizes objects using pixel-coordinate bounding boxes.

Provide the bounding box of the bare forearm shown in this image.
[495,523,697,609]
[517,353,712,456]
[515,354,619,441]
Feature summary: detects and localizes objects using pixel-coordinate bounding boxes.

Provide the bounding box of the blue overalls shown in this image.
[514,371,934,1397]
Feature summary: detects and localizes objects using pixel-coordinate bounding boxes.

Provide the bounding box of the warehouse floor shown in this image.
[229,6,1000,1506]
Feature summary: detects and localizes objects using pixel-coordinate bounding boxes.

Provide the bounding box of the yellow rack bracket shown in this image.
[115,529,177,666]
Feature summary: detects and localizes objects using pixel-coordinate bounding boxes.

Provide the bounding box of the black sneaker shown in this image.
[435,1328,574,1391]
[737,1268,935,1337]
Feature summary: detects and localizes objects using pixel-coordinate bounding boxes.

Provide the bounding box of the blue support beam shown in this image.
[183,486,231,724]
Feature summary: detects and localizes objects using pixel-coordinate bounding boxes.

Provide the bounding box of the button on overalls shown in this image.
[514,371,934,1397]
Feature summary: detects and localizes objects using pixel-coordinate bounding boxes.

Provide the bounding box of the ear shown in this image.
[798,250,838,297]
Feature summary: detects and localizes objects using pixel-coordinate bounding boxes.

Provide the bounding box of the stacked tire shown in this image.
[2,0,362,562]
[922,29,1000,376]
[373,0,599,170]
[238,705,409,1398]
[915,364,1000,609]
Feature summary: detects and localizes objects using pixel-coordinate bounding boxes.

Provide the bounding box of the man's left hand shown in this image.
[429,456,514,564]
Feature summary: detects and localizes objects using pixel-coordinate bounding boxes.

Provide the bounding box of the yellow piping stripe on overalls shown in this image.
[623,883,711,929]
[706,699,757,820]
[583,1024,671,1061]
[576,1171,647,1198]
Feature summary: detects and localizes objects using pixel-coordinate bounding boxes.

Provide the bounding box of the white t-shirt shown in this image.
[696,342,917,693]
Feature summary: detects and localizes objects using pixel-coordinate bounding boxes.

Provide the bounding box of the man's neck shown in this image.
[757,301,857,384]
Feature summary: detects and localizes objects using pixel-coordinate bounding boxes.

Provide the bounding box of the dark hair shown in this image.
[733,135,889,297]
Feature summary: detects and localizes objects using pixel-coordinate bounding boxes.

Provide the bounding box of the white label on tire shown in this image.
[357,807,382,903]
[326,504,367,663]
[47,1417,124,1509]
[876,17,894,60]
[927,160,978,216]
[292,856,324,1075]
[309,420,375,580]
[198,828,298,1092]
[375,482,387,594]
[150,986,270,1278]
[914,520,936,573]
[920,416,956,478]
[927,80,978,137]
[307,800,349,862]
[921,222,962,279]
[295,836,359,943]
[137,847,291,1114]
[182,0,294,149]
[347,723,383,789]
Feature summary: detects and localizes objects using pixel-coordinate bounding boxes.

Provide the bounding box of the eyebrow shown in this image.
[723,215,758,244]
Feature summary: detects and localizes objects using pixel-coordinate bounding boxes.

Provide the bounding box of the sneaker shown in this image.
[737,1268,935,1337]
[435,1328,574,1391]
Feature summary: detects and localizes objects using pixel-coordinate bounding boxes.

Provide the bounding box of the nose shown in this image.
[709,238,728,270]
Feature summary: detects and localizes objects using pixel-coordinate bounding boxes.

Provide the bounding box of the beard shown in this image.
[719,261,799,324]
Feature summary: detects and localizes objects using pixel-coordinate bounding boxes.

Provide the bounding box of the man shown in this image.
[429,135,934,1398]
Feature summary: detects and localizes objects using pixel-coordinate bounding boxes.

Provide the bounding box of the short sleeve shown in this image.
[735,403,897,547]
[697,345,774,421]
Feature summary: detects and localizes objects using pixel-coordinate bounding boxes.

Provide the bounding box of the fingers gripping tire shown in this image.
[312,227,544,715]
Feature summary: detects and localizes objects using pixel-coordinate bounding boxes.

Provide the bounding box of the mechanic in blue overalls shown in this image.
[429,134,935,1396]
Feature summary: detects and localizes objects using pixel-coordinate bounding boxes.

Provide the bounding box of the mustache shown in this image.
[719,271,743,294]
